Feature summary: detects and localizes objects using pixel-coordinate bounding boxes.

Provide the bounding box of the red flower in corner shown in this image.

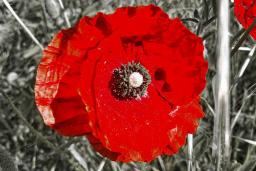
[35,4,208,162]
[234,0,256,39]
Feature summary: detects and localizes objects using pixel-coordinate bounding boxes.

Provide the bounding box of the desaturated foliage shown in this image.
[0,0,256,171]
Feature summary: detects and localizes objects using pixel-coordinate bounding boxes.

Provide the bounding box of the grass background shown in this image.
[1,0,256,170]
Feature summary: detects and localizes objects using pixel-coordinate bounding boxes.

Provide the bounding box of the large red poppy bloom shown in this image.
[35,4,208,162]
[234,0,256,39]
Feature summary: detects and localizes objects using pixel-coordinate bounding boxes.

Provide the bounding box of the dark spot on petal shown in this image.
[162,82,171,92]
[154,68,166,80]
[121,36,137,44]
[127,7,136,17]
[135,40,143,46]
[95,14,112,36]
[150,5,160,16]
[242,0,255,8]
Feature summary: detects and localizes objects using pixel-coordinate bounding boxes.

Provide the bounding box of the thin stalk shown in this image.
[68,145,89,171]
[213,0,231,170]
[187,134,193,171]
[231,28,245,45]
[230,47,254,92]
[236,45,256,80]
[231,19,256,57]
[57,0,71,27]
[235,45,256,85]
[157,156,167,171]
[96,159,106,171]
[181,18,199,24]
[2,0,44,50]
[231,91,247,131]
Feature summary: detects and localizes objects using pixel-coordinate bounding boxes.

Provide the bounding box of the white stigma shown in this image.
[129,72,144,88]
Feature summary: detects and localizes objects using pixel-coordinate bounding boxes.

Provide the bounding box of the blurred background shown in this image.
[1,0,256,170]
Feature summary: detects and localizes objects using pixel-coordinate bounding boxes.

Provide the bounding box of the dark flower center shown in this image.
[109,62,151,100]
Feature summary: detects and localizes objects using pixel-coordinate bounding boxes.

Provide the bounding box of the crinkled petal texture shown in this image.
[35,4,208,162]
[234,0,256,39]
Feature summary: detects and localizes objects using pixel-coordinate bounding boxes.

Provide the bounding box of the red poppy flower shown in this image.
[35,4,208,162]
[234,0,256,39]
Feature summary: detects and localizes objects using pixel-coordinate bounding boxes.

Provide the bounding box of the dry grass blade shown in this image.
[234,136,256,146]
[157,156,166,171]
[57,0,71,27]
[96,158,106,171]
[231,91,247,130]
[68,144,89,171]
[238,47,251,51]
[237,45,256,79]
[201,97,215,116]
[231,19,256,57]
[2,0,44,50]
